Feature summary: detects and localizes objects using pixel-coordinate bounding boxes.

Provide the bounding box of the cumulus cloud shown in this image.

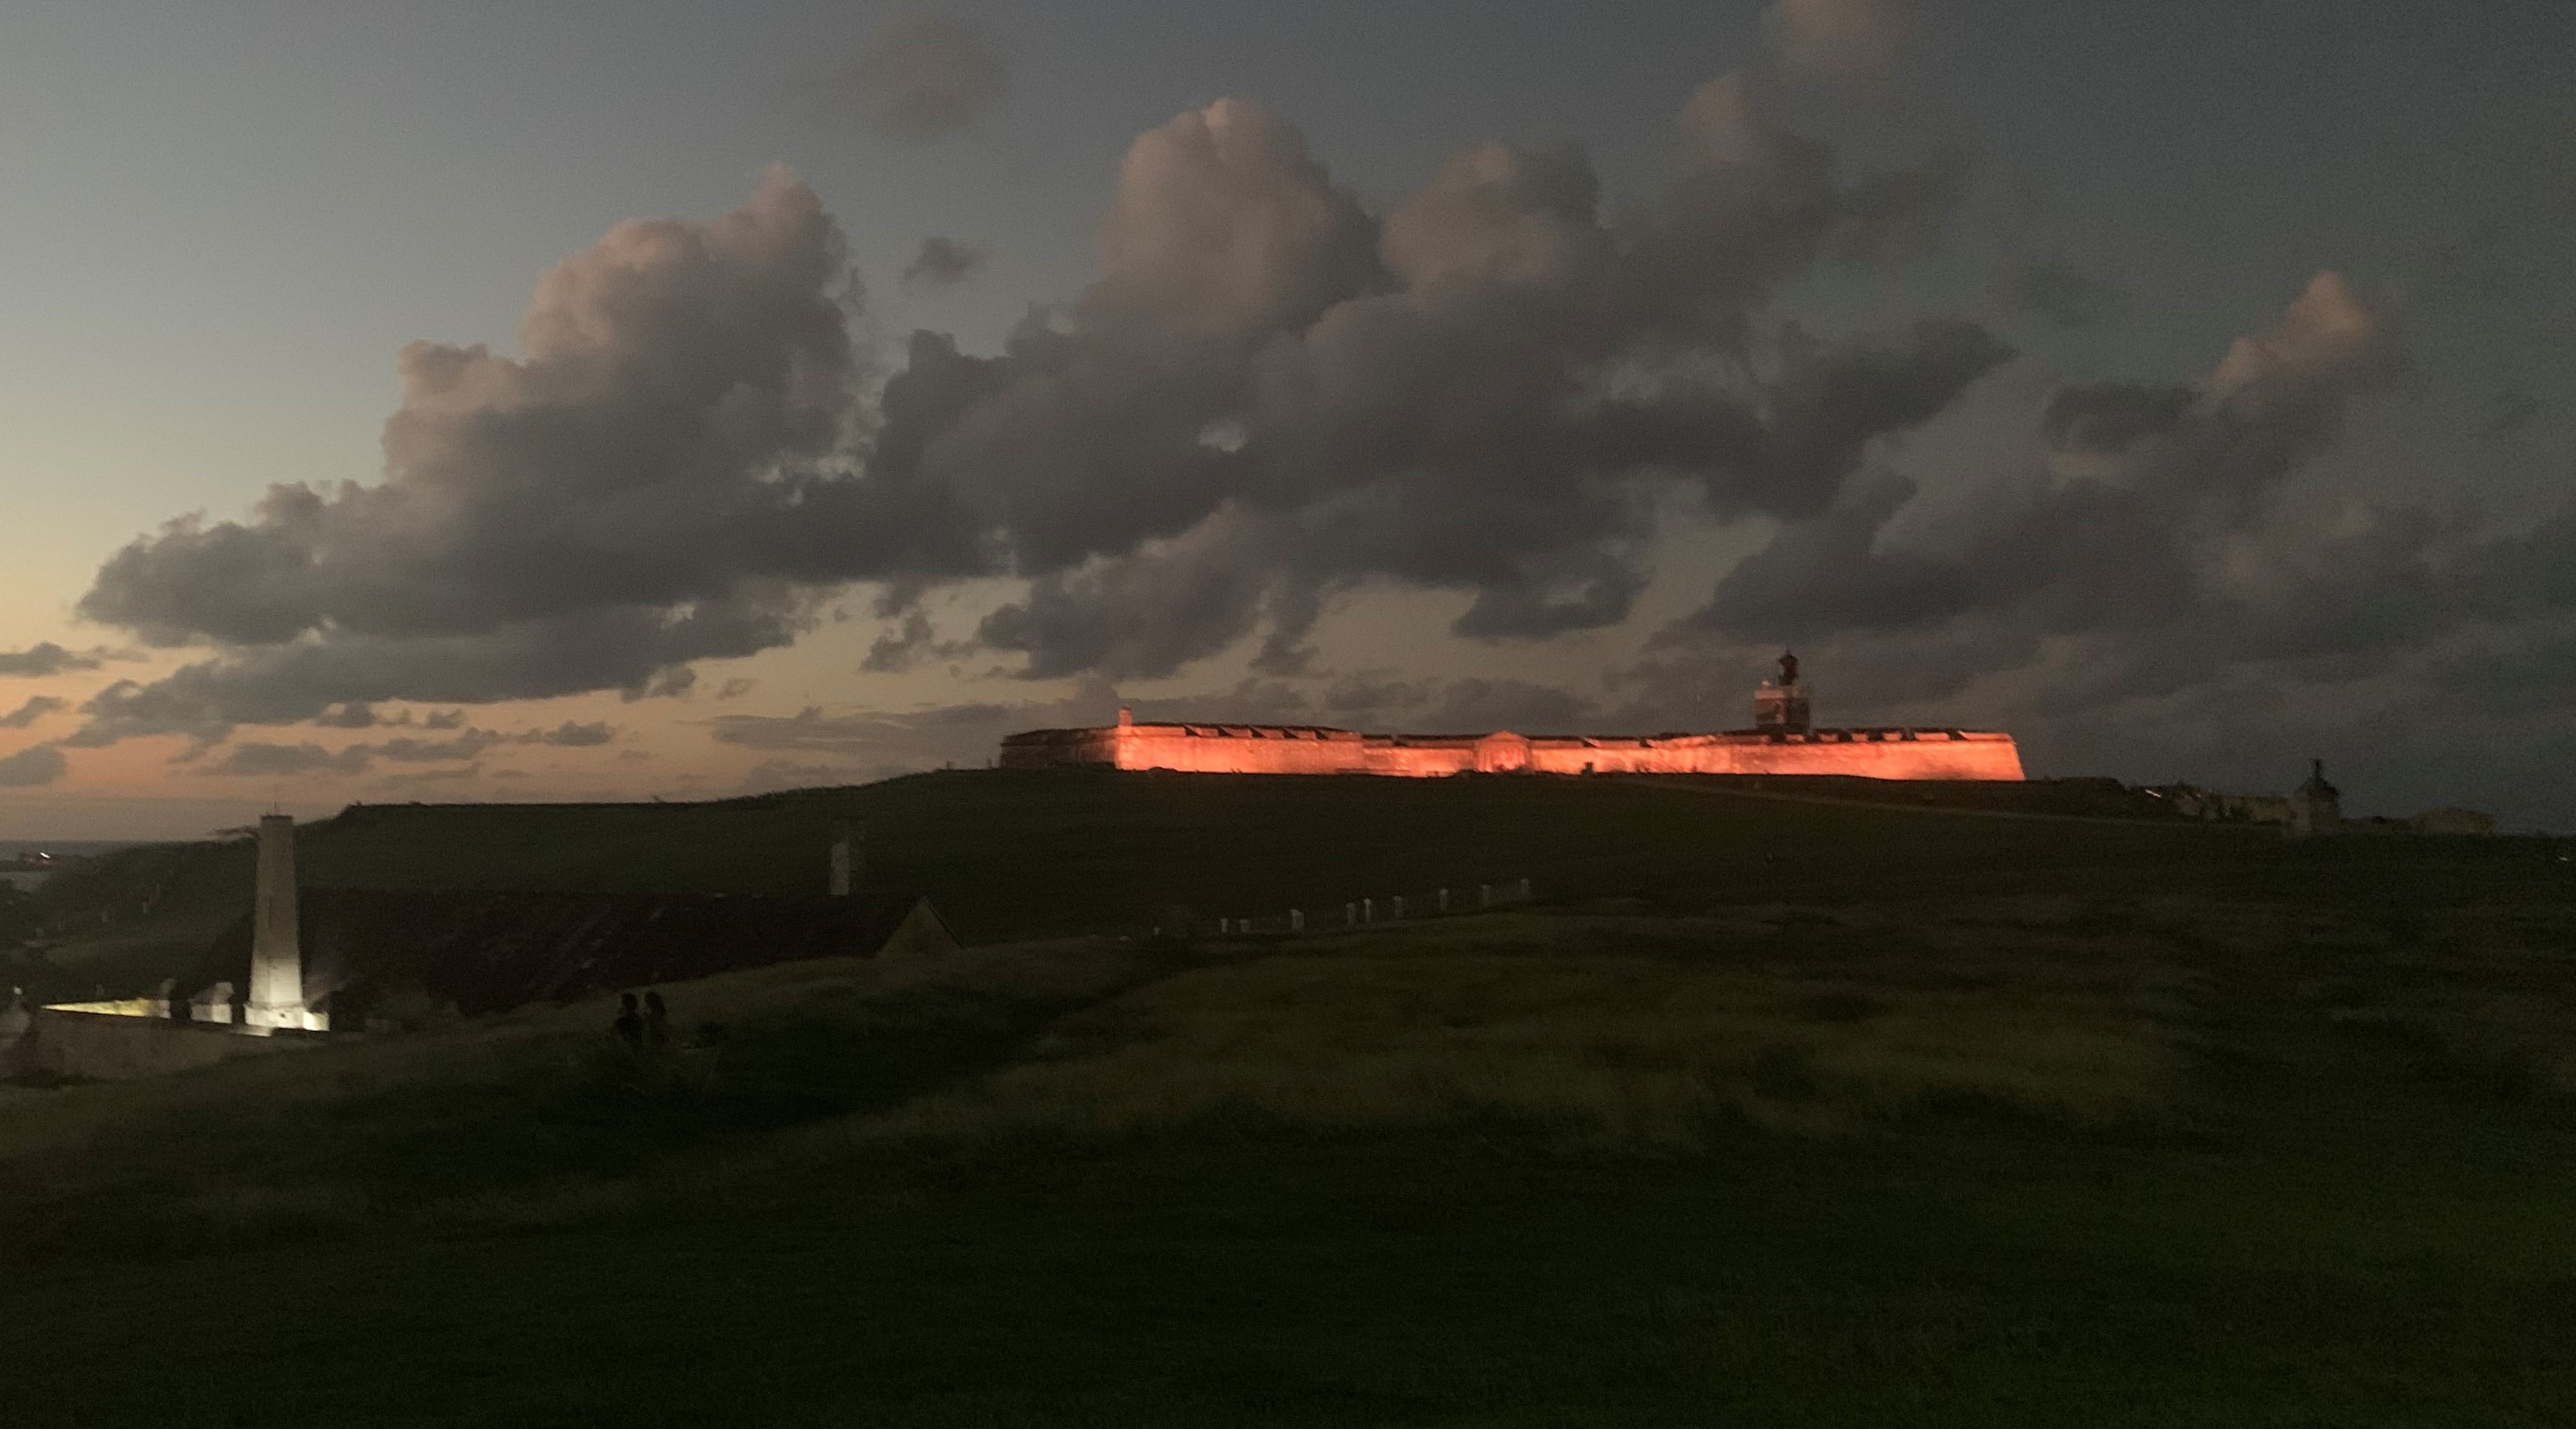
[73,82,1990,735]
[938,85,1989,675]
[853,13,1005,141]
[0,742,65,787]
[0,695,64,730]
[74,171,866,742]
[1765,0,1911,82]
[902,234,987,287]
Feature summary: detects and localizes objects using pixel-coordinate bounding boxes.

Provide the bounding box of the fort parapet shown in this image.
[1000,657,2023,781]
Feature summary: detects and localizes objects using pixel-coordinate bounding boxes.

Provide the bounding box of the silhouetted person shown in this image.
[642,989,670,1046]
[1779,649,1799,685]
[612,992,644,1049]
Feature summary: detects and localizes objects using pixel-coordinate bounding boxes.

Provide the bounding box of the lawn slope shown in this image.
[2,781,2571,1424]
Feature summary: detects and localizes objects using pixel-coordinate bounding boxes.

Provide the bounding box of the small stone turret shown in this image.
[2288,759,2340,838]
[1753,650,1811,736]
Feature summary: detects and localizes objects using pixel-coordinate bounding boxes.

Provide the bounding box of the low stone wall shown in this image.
[5,1009,319,1083]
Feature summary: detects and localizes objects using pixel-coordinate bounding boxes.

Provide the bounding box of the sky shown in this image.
[0,0,2568,838]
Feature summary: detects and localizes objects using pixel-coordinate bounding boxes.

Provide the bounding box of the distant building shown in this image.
[2288,760,2341,839]
[2158,766,2496,839]
[2411,808,2496,836]
[2150,786,2295,826]
[1000,654,2024,781]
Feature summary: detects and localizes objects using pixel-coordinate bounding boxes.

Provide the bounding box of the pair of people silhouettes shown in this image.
[612,989,670,1048]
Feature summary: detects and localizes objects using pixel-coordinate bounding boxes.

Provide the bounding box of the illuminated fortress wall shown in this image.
[1001,715,2024,781]
[1000,660,2024,781]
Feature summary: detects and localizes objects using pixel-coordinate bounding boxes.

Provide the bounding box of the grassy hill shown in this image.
[3,774,2572,1424]
[13,769,2553,992]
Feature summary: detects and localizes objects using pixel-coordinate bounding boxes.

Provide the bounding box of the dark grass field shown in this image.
[4,774,2573,1424]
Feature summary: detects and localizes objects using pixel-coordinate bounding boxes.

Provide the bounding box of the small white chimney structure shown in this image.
[244,814,326,1032]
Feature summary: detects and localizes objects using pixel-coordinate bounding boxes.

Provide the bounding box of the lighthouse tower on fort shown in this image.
[999,654,2024,781]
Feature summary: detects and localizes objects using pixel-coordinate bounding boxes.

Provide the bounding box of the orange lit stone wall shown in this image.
[999,723,2024,781]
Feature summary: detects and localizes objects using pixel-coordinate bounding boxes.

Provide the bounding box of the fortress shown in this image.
[1000,654,2025,781]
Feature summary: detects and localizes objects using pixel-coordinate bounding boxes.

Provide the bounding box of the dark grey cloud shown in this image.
[0,695,64,730]
[367,731,501,764]
[978,508,1291,678]
[1677,273,2408,647]
[862,610,938,672]
[0,642,101,677]
[74,83,1994,733]
[1645,272,2576,821]
[72,594,806,745]
[0,742,65,787]
[193,718,619,779]
[860,609,978,673]
[373,764,484,789]
[853,13,1005,142]
[535,719,615,747]
[902,234,987,287]
[206,742,372,778]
